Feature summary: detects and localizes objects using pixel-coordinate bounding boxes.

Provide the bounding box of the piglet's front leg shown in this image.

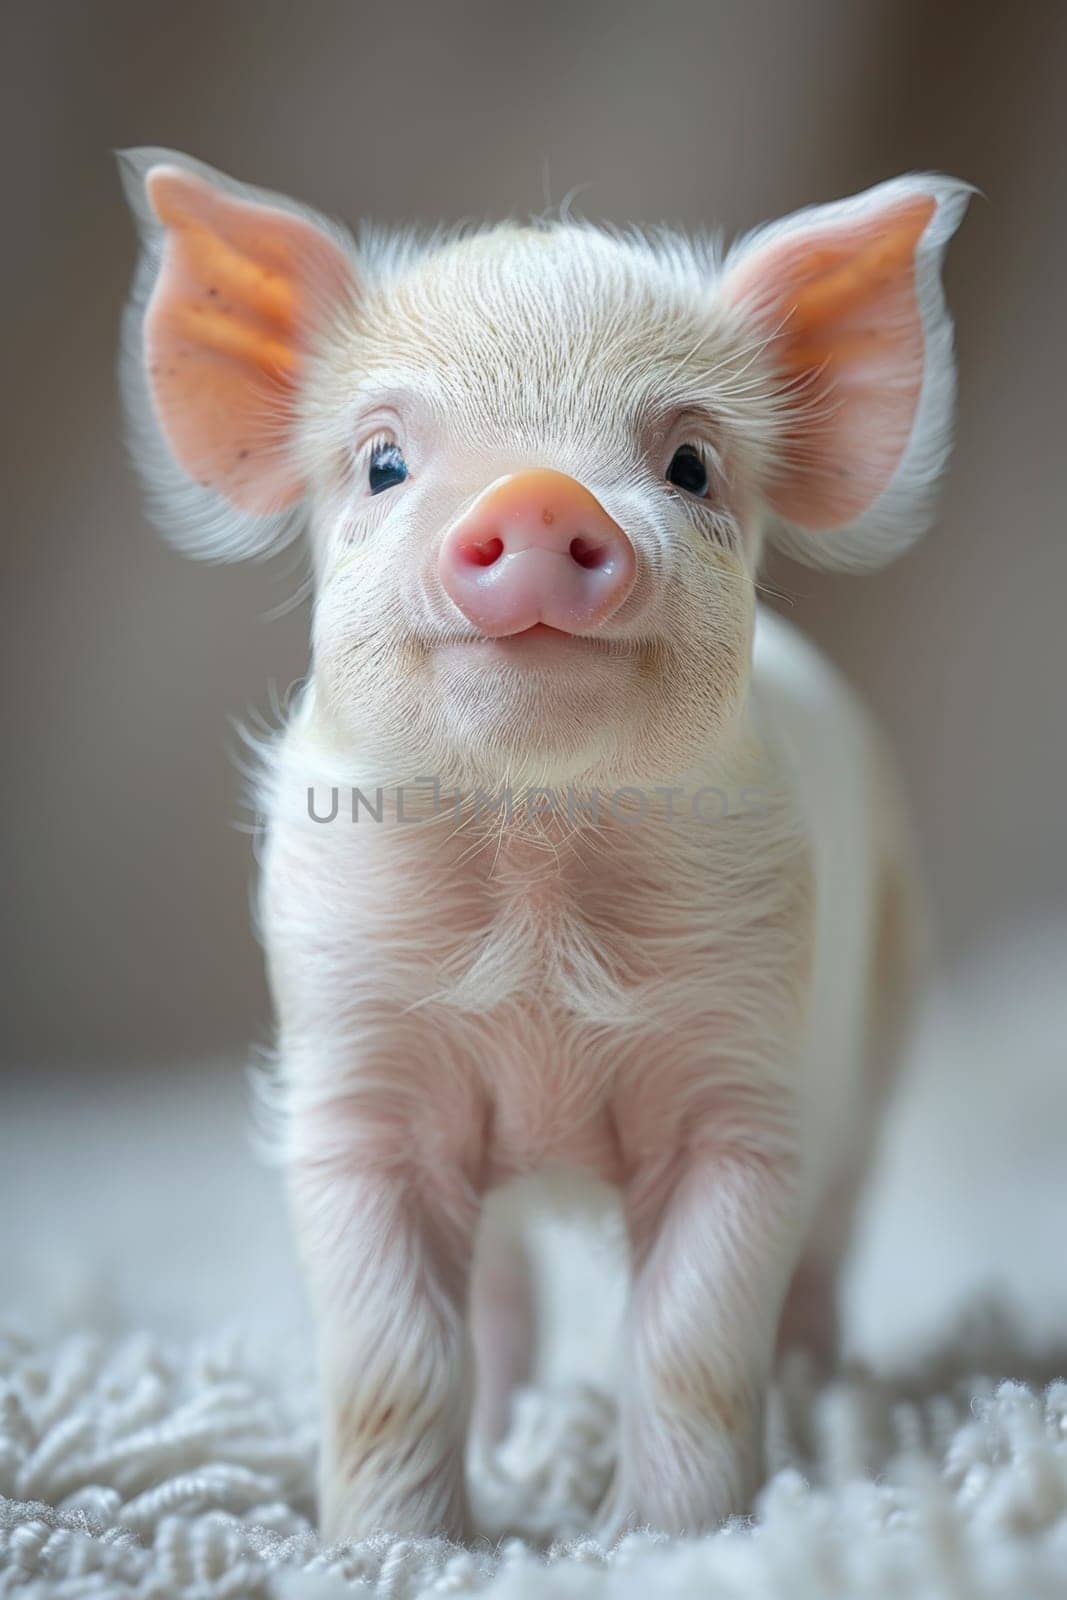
[288,1108,481,1543]
[602,1135,801,1537]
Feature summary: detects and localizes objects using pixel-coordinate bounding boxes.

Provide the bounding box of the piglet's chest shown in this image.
[265,804,802,1181]
[438,855,666,1179]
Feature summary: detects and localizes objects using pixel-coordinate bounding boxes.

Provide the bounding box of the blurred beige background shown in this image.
[4,0,1066,1069]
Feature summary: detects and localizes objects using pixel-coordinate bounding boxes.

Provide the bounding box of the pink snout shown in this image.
[438,469,636,637]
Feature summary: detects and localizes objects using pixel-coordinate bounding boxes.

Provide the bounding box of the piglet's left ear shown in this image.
[119,148,356,561]
[721,175,972,571]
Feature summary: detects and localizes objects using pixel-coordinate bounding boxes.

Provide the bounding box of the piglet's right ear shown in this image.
[118,148,356,560]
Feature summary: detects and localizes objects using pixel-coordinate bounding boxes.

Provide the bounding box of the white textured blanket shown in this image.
[1,1315,1066,1597]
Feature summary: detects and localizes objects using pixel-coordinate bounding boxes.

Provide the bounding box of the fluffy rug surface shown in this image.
[2,1316,1066,1598]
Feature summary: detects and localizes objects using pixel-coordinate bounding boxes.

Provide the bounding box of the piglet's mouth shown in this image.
[508,623,583,641]
[433,624,645,662]
[448,624,614,649]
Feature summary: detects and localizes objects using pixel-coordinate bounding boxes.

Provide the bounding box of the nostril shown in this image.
[458,536,505,568]
[569,536,610,571]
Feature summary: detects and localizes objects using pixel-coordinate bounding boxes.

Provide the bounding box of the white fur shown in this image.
[119,155,966,1540]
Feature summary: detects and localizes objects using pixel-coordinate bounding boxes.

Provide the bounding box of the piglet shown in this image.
[119,150,968,1541]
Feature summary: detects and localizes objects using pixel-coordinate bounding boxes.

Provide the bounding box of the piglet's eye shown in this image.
[368,442,409,495]
[665,443,709,498]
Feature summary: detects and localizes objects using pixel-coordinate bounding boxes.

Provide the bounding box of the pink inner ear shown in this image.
[143,168,351,515]
[727,196,936,530]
